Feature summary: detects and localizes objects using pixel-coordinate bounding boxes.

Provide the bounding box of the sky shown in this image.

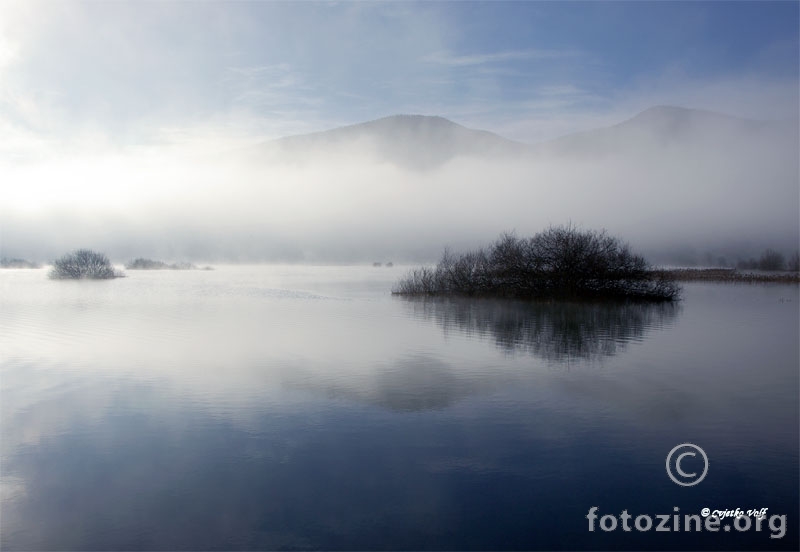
[0,1,798,262]
[1,0,797,150]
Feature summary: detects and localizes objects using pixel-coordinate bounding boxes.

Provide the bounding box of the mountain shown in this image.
[536,105,796,157]
[252,106,796,169]
[260,114,529,170]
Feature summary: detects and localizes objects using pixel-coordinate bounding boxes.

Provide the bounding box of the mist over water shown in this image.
[1,109,797,265]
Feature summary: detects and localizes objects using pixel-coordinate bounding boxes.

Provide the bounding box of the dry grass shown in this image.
[654,268,800,284]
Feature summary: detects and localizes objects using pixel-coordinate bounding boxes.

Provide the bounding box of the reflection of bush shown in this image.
[401,297,679,361]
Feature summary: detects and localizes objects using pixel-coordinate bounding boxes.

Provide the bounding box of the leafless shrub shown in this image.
[49,249,124,280]
[738,248,793,271]
[758,248,786,271]
[789,251,800,273]
[125,258,198,270]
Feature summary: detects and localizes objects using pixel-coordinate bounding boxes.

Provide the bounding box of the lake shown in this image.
[1,266,797,550]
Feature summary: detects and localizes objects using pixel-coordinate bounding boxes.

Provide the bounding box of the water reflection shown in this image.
[287,299,681,413]
[2,269,796,550]
[285,353,496,412]
[400,297,680,361]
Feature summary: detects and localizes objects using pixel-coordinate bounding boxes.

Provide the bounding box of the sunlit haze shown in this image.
[1,1,798,263]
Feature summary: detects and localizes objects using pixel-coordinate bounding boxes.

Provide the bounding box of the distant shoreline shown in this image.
[2,263,798,285]
[655,268,799,284]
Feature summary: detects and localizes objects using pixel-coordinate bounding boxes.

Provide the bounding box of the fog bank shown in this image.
[1,108,797,265]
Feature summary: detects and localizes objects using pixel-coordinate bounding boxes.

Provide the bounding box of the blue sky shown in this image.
[1,0,798,152]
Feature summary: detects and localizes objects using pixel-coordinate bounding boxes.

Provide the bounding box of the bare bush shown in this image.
[393,226,680,301]
[789,251,800,273]
[758,249,786,271]
[125,258,198,270]
[738,248,794,271]
[49,249,123,280]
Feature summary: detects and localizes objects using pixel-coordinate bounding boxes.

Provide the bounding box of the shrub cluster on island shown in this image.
[47,250,214,280]
[49,249,125,280]
[125,258,213,270]
[393,226,681,302]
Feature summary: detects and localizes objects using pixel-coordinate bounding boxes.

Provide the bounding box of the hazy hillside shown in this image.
[537,105,797,157]
[258,114,529,170]
[3,106,796,264]
[254,106,797,168]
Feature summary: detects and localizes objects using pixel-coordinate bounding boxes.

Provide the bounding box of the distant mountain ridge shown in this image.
[538,105,794,156]
[257,106,795,168]
[262,114,528,169]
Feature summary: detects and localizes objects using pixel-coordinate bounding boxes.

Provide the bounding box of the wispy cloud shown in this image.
[422,49,577,67]
[227,64,297,81]
[226,63,323,109]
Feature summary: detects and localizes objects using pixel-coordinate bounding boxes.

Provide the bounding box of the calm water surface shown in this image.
[1,266,797,550]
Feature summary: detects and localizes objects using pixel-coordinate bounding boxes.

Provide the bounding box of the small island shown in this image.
[0,257,41,269]
[125,258,213,270]
[393,226,680,302]
[49,249,124,280]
